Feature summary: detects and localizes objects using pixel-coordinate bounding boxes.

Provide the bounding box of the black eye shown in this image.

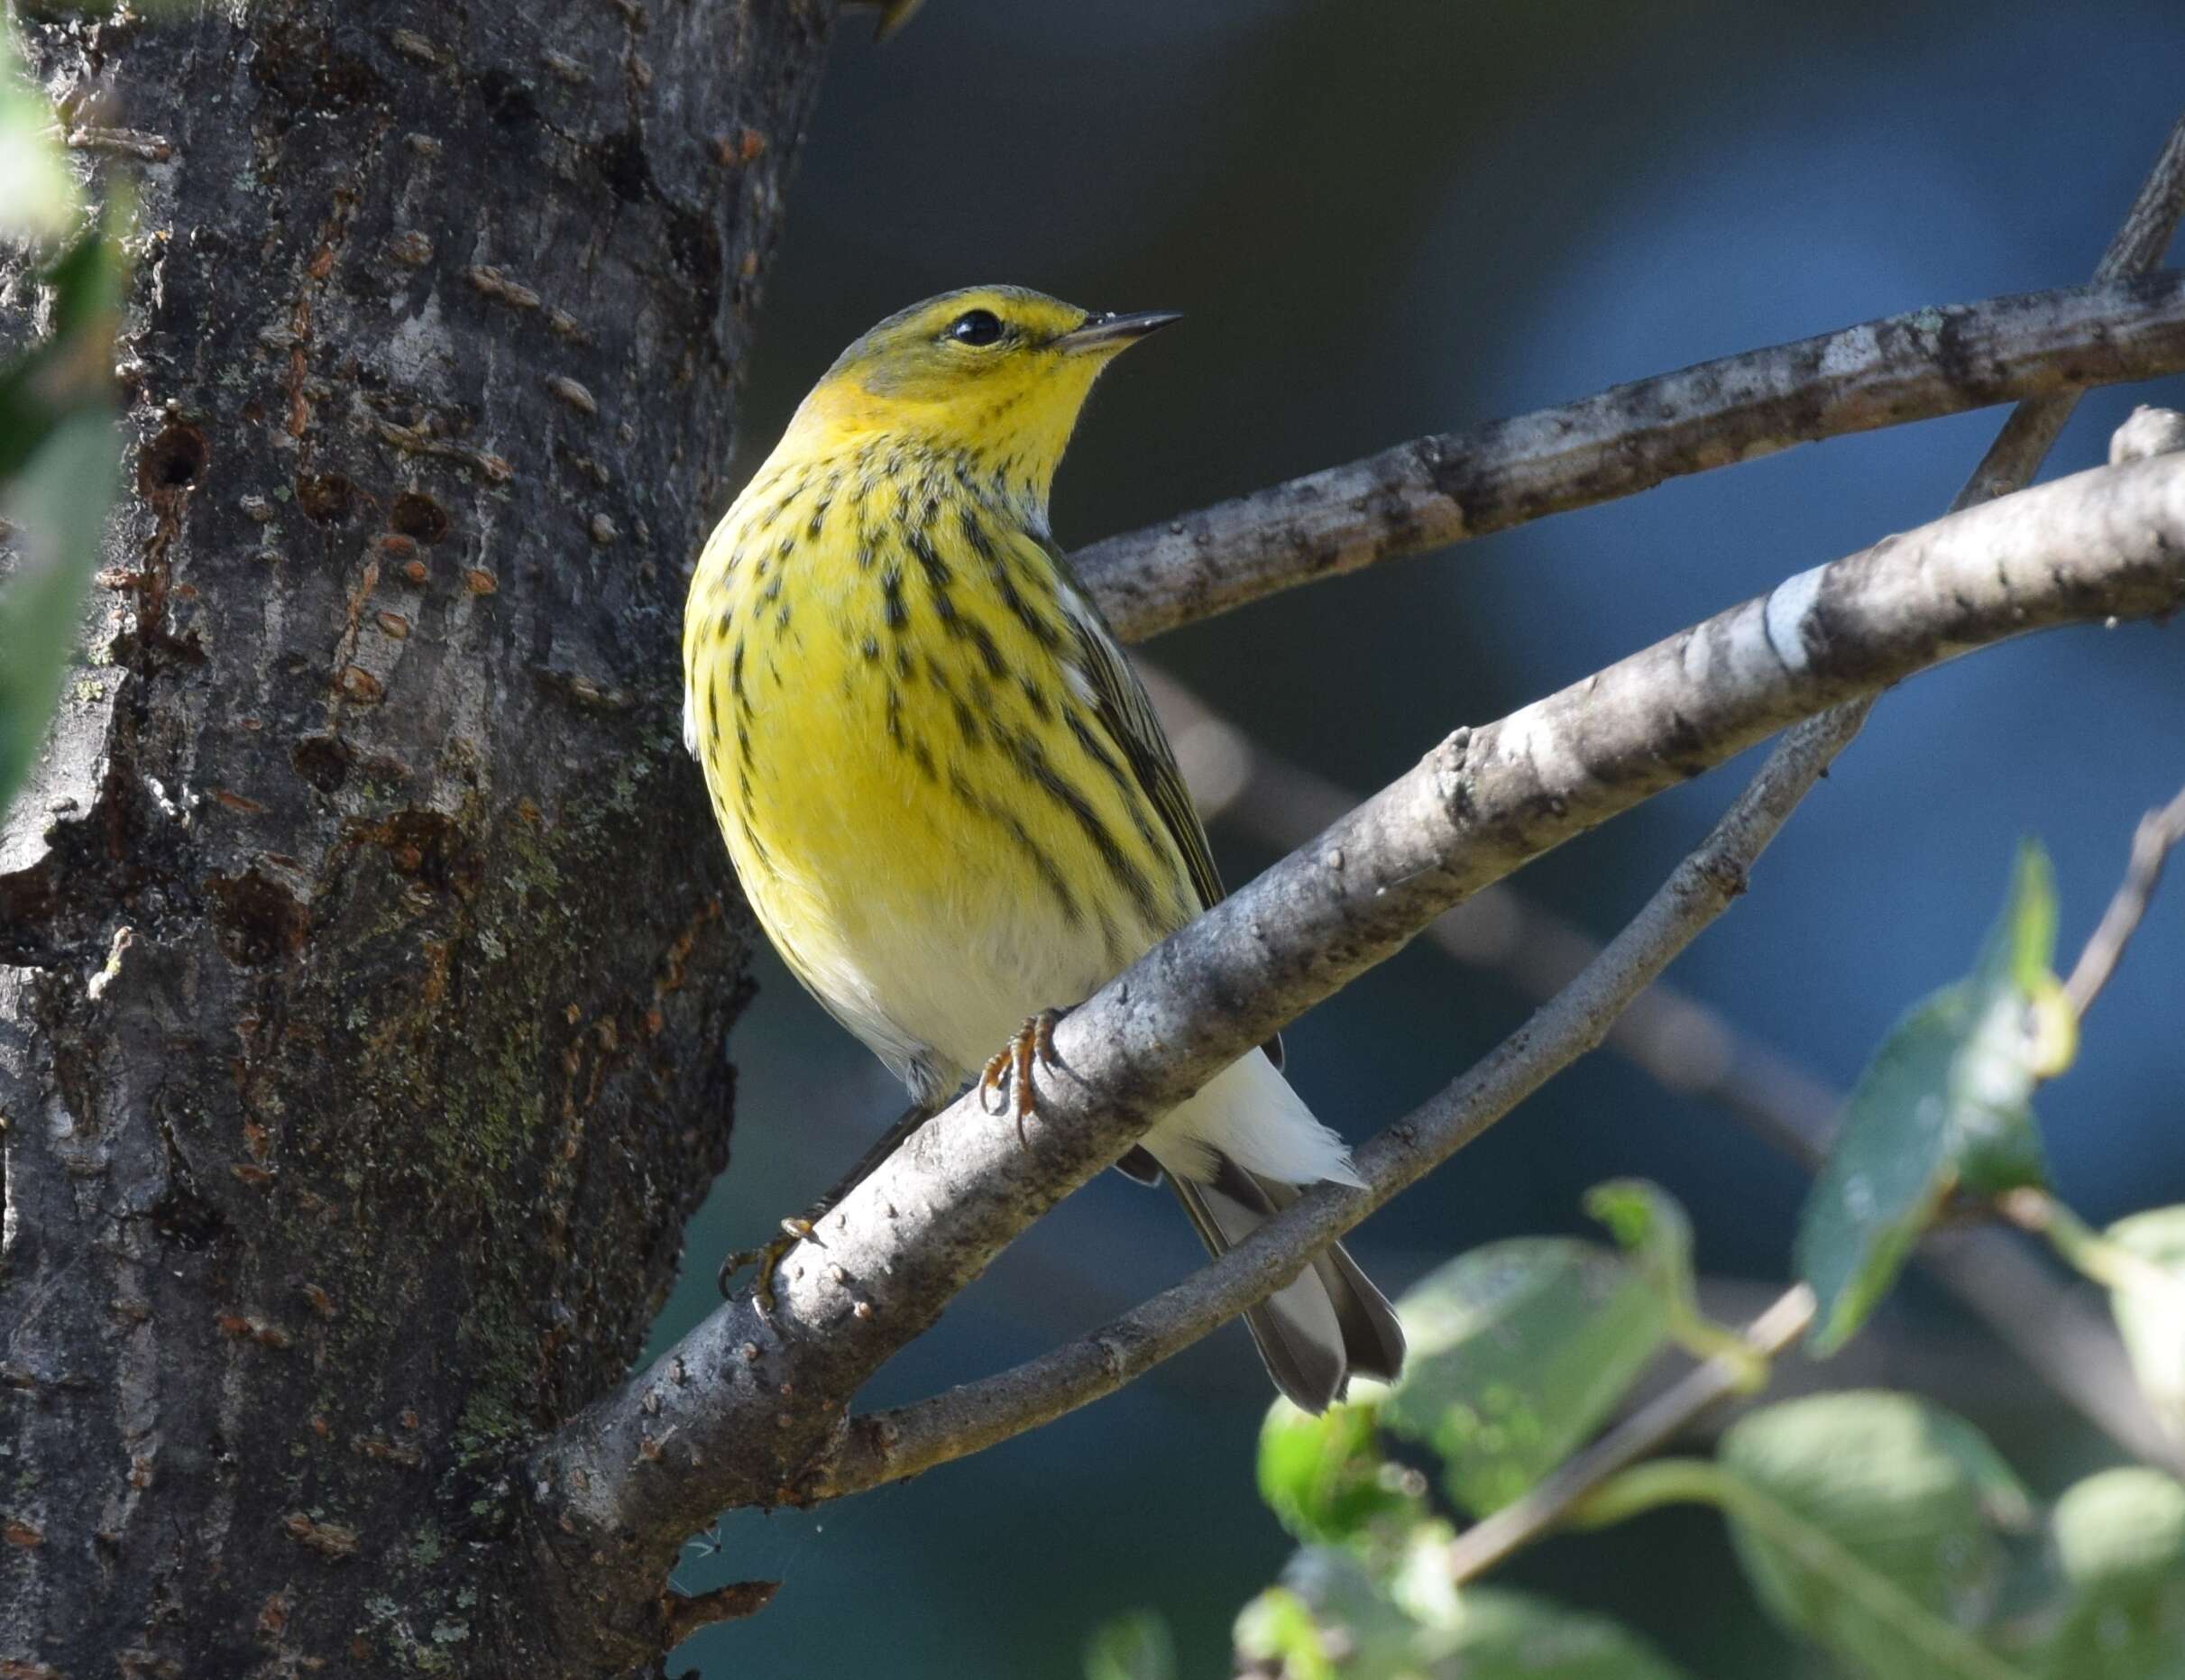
[947,308,1004,346]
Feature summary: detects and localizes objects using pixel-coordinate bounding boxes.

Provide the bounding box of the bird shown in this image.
[680,285,1404,1411]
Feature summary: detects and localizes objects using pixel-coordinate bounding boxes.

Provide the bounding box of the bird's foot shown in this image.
[716,1215,818,1323]
[978,1008,1066,1145]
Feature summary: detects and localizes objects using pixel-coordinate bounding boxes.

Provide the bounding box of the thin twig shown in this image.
[2063,783,2185,1017]
[1073,269,2185,640]
[1443,1285,1817,1584]
[1991,1189,2177,1296]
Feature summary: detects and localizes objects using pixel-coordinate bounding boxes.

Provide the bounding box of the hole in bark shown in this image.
[666,205,722,300]
[0,856,61,965]
[149,1182,226,1250]
[311,49,387,111]
[295,473,355,525]
[292,735,353,794]
[475,67,540,129]
[139,424,208,492]
[376,809,481,897]
[598,129,651,203]
[389,491,451,545]
[207,868,309,967]
[250,17,390,117]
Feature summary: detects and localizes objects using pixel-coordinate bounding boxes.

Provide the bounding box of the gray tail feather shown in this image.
[1167,1152,1406,1412]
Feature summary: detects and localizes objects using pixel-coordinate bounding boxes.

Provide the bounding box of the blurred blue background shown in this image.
[657,3,2185,1673]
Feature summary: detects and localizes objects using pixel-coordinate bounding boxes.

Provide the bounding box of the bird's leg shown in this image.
[717,1096,941,1317]
[978,1008,1067,1146]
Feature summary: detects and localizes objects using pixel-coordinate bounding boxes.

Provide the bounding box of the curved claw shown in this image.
[978,1009,1066,1146]
[714,1216,817,1323]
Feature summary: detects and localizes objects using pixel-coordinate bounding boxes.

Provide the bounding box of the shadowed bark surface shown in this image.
[0,3,829,1673]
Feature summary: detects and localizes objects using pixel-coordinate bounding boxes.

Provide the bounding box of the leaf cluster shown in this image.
[1089,842,2185,1677]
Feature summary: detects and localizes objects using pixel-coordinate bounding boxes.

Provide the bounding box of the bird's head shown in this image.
[786,285,1179,513]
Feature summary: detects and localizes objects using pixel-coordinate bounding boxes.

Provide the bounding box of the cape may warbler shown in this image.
[681,286,1403,1410]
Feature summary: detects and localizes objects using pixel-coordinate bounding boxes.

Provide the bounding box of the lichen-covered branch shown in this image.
[1073,267,2185,640]
[536,443,2185,1552]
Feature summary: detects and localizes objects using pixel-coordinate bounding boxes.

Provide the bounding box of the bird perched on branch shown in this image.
[681,285,1403,1411]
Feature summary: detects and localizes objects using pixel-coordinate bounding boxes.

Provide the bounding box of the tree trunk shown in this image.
[0,3,827,1673]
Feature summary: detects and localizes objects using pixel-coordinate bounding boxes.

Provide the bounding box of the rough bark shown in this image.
[0,4,828,1675]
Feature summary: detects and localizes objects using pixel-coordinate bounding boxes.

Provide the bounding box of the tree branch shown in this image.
[1073,268,2185,639]
[802,719,1858,1502]
[817,591,2185,1515]
[530,444,2185,1548]
[800,525,2185,1501]
[1148,664,1848,1137]
[1152,666,2185,1473]
[528,119,2185,1574]
[1403,115,2185,1497]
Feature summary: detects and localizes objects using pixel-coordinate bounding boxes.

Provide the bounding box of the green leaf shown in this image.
[1584,1180,1694,1304]
[1258,1387,1423,1547]
[1977,839,2060,997]
[1234,1583,1340,1680]
[0,206,125,482]
[1083,1610,1177,1680]
[0,210,124,825]
[2035,1467,2185,1679]
[1586,1179,1767,1385]
[0,25,81,243]
[1796,843,2060,1354]
[1,414,119,822]
[1408,1585,1690,1679]
[1382,1238,1666,1519]
[2104,1207,2185,1441]
[1718,1391,2030,1679]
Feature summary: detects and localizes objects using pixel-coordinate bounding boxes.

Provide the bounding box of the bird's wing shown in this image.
[1044,538,1283,1072]
[1046,539,1225,913]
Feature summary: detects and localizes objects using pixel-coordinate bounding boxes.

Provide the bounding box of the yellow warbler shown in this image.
[682,287,1401,1409]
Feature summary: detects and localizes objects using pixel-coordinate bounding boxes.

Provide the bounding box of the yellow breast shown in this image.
[682,436,1195,1088]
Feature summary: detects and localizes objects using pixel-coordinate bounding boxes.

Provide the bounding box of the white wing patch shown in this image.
[681,681,699,757]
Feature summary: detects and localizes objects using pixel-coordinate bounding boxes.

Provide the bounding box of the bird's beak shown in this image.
[1059,310,1182,354]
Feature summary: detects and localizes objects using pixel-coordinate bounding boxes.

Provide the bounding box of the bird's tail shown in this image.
[1166,1152,1405,1414]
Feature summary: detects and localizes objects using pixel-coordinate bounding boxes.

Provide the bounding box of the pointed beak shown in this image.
[1058,310,1183,354]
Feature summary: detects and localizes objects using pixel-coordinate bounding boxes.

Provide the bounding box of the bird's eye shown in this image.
[947,308,1005,347]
